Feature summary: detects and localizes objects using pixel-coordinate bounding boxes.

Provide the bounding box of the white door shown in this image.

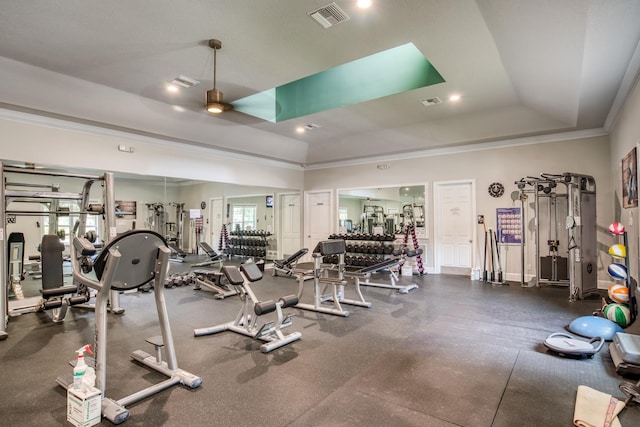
[209,198,224,251]
[304,190,333,261]
[434,181,475,274]
[280,193,301,258]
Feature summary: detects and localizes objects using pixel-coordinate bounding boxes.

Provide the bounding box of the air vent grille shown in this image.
[420,97,442,106]
[308,2,350,28]
[170,75,200,88]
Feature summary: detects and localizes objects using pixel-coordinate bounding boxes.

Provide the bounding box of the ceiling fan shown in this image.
[205,39,233,114]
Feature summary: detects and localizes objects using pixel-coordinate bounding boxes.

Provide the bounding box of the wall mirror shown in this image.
[1,161,300,270]
[337,185,427,237]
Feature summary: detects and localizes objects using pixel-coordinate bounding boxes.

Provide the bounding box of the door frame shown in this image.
[303,189,334,260]
[433,179,476,274]
[278,191,302,259]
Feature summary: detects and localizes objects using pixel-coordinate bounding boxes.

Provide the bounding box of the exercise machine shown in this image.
[57,230,202,424]
[166,202,185,251]
[362,205,385,234]
[36,234,90,322]
[295,240,371,317]
[514,172,597,301]
[192,269,237,299]
[194,262,301,352]
[1,163,120,340]
[145,202,167,236]
[7,232,25,300]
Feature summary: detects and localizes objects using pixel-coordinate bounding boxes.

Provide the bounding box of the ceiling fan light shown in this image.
[206,89,225,113]
[207,103,224,114]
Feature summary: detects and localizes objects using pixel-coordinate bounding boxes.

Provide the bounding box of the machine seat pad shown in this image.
[317,240,346,256]
[40,285,78,298]
[240,262,263,282]
[199,242,223,260]
[221,266,245,286]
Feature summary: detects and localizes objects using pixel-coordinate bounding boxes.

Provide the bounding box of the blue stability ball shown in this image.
[568,315,624,340]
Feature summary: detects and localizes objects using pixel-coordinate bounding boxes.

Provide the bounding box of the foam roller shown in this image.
[254,300,276,316]
[279,294,299,308]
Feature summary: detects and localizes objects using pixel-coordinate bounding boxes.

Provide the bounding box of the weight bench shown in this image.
[192,269,237,299]
[345,250,419,294]
[194,262,301,353]
[272,247,315,290]
[295,240,371,317]
[272,248,309,276]
[191,241,224,268]
[168,242,186,263]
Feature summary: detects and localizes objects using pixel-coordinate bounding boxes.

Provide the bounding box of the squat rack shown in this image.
[0,162,117,340]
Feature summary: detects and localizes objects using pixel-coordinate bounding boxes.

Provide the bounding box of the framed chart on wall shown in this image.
[622,147,638,208]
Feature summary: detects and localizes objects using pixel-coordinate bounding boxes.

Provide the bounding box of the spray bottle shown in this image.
[73,344,93,390]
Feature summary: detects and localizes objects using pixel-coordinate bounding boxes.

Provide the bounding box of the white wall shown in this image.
[609,75,640,282]
[305,135,613,282]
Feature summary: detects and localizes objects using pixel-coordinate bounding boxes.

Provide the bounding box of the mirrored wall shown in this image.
[338,185,427,237]
[2,161,300,265]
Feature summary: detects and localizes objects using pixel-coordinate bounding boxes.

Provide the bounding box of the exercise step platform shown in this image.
[610,332,640,376]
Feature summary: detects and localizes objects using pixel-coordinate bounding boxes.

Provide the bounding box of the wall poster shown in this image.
[622,146,638,208]
[496,207,521,245]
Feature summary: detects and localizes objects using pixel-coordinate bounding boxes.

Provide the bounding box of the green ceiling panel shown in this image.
[231,88,277,122]
[232,43,444,122]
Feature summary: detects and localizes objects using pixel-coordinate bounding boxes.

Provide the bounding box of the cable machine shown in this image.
[0,162,117,340]
[362,205,385,234]
[514,172,597,301]
[145,202,167,236]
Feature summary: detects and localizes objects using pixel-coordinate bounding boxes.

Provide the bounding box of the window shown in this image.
[339,208,353,232]
[43,201,99,245]
[339,208,348,222]
[232,205,257,232]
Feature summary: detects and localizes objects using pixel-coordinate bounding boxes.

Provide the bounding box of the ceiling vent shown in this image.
[308,2,350,28]
[304,123,320,130]
[420,97,442,107]
[170,75,200,88]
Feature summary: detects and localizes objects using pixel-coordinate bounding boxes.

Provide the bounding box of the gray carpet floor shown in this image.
[1,259,640,426]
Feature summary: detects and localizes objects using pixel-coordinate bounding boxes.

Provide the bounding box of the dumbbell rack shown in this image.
[226,230,271,259]
[328,233,396,267]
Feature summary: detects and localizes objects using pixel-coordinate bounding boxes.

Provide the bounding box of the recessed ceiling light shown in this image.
[449,94,461,102]
[296,126,306,134]
[357,0,372,8]
[167,84,179,93]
